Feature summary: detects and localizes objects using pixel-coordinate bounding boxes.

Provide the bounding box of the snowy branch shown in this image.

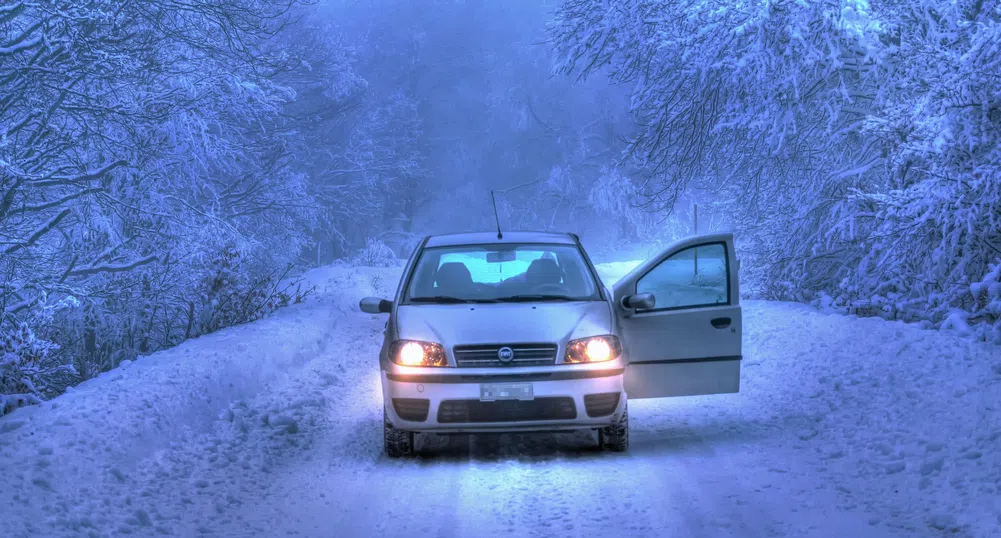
[7,188,103,216]
[2,208,71,255]
[66,255,159,278]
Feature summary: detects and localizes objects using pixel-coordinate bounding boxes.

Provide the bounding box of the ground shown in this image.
[1,262,999,538]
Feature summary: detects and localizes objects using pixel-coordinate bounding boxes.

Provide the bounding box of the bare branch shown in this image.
[3,208,71,255]
[68,255,159,278]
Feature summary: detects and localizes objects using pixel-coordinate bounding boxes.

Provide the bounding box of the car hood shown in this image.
[396,301,612,346]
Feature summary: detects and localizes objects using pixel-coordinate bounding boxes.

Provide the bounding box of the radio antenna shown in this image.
[490,190,503,239]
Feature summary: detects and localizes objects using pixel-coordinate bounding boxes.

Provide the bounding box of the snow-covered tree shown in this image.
[0,0,341,410]
[551,0,1001,341]
[318,0,650,253]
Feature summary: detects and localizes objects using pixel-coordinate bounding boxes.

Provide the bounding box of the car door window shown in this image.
[636,242,729,311]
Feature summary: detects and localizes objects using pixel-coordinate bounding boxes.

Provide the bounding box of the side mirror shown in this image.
[360,297,393,314]
[622,293,655,310]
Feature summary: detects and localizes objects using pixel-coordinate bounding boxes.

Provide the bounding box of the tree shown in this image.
[550,0,1001,340]
[0,0,340,409]
[326,0,645,248]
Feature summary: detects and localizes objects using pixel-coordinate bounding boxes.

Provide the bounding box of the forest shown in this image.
[2,0,999,412]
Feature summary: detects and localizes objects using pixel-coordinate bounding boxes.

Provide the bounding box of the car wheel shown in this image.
[384,409,414,458]
[598,402,629,452]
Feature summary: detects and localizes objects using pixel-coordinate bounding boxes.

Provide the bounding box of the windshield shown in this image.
[404,243,601,303]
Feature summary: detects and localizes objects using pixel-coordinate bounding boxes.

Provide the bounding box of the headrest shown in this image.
[435,262,472,286]
[526,258,561,284]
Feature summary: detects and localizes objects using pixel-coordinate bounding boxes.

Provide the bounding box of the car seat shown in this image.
[525,258,562,287]
[434,262,473,295]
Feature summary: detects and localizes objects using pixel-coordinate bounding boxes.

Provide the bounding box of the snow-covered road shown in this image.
[2,263,999,538]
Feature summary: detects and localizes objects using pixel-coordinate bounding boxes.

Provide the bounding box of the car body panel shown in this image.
[382,369,625,433]
[612,233,743,399]
[367,231,742,433]
[424,231,576,248]
[395,302,612,359]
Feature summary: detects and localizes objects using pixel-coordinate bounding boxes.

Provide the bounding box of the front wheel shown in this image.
[384,409,414,458]
[598,402,629,452]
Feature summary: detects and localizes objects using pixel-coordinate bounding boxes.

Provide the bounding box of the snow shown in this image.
[1,261,999,537]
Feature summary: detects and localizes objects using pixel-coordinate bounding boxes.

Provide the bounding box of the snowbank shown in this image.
[738,301,1001,536]
[599,258,1001,535]
[0,261,998,537]
[596,254,996,532]
[0,264,399,537]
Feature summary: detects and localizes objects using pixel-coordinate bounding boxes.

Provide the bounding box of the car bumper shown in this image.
[381,367,626,433]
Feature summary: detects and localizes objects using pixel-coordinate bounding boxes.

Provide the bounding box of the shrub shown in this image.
[353,238,399,268]
[1,296,79,416]
[192,245,314,337]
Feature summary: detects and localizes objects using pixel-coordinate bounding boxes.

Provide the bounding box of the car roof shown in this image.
[423,231,576,248]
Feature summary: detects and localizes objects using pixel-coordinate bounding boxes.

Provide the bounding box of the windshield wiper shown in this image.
[493,294,581,302]
[409,296,498,304]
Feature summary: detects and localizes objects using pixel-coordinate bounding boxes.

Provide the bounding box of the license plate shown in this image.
[480,382,534,401]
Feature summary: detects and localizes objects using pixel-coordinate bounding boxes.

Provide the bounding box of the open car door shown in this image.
[612,233,741,399]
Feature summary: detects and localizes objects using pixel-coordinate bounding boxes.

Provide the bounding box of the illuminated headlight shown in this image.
[564,335,621,364]
[389,340,448,367]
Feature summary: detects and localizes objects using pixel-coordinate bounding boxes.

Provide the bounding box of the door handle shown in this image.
[711,317,731,329]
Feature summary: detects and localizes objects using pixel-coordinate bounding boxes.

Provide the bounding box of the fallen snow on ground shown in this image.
[0,261,998,538]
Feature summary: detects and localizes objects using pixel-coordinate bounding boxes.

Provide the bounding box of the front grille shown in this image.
[437,397,577,423]
[392,398,430,422]
[583,392,621,417]
[452,343,558,367]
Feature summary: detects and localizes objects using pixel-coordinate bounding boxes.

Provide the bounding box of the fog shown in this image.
[2,1,1001,536]
[305,0,644,260]
[3,0,999,411]
[2,0,999,405]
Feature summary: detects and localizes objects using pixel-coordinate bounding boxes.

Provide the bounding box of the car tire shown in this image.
[384,409,414,458]
[598,402,629,452]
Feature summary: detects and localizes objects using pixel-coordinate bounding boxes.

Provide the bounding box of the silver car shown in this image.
[360,231,742,457]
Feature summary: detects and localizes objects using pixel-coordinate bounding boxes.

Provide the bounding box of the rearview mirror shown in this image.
[360,297,392,314]
[622,293,655,310]
[486,251,517,263]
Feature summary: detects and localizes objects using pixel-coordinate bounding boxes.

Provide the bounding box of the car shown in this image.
[359,230,742,457]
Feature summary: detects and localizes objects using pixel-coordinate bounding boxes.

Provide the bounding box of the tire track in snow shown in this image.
[216,281,917,538]
[7,264,996,537]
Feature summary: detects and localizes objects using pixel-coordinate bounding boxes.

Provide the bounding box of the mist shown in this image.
[1,1,999,536]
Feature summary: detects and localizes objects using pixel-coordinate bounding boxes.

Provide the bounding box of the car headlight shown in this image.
[389,340,449,367]
[564,335,621,364]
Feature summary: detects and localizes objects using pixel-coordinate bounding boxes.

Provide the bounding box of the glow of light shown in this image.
[585,338,612,362]
[399,342,425,366]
